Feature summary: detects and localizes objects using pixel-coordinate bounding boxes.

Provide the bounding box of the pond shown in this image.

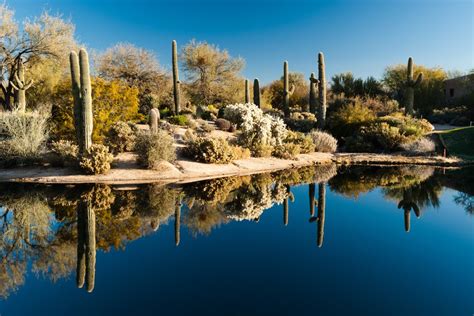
[0,165,473,315]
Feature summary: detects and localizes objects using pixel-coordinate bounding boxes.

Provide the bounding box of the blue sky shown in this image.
[10,0,474,84]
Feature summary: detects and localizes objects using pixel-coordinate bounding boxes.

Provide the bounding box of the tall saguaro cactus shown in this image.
[70,48,93,153]
[10,59,33,113]
[317,182,326,247]
[309,183,316,217]
[172,40,181,115]
[175,197,181,246]
[253,78,261,107]
[244,79,250,103]
[283,61,295,117]
[404,57,423,115]
[309,73,318,114]
[317,52,327,129]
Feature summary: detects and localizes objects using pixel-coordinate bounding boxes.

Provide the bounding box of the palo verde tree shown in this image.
[181,39,245,107]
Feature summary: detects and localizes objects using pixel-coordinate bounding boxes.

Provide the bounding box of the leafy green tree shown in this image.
[331,72,385,98]
[383,64,447,116]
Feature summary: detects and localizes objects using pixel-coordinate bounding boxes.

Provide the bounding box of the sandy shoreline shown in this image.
[0,152,465,185]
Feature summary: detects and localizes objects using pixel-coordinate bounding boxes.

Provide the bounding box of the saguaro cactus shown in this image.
[309,73,318,114]
[70,48,93,153]
[404,57,423,115]
[175,199,181,246]
[309,183,316,217]
[149,108,160,134]
[283,185,294,226]
[10,59,33,113]
[317,53,327,129]
[76,200,96,293]
[317,182,326,247]
[244,79,250,103]
[253,78,261,107]
[172,40,181,115]
[283,61,295,117]
[397,189,421,232]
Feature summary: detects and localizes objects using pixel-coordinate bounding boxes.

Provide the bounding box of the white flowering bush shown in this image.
[225,185,273,221]
[224,103,288,150]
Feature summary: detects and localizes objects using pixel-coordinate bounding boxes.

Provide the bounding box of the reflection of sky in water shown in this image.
[0,168,473,316]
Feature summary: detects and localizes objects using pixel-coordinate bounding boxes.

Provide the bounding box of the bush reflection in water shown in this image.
[0,164,472,298]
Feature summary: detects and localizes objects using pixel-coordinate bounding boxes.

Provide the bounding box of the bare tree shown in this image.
[0,4,76,110]
[182,39,245,107]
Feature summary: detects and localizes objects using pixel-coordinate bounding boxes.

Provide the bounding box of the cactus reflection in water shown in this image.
[76,200,96,293]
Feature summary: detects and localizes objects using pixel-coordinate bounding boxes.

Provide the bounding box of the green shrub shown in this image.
[135,130,176,169]
[186,137,248,164]
[0,110,49,160]
[79,144,114,174]
[273,143,301,159]
[345,122,405,152]
[284,131,315,154]
[159,108,171,118]
[328,101,376,138]
[168,115,189,126]
[309,130,338,153]
[105,121,136,154]
[251,144,274,157]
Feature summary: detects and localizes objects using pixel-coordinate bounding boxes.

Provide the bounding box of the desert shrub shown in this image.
[285,112,317,133]
[400,137,435,155]
[0,110,49,160]
[378,113,433,138]
[345,122,405,152]
[428,106,469,125]
[186,137,248,164]
[273,143,301,159]
[159,108,171,118]
[199,121,214,133]
[168,114,189,126]
[328,101,376,138]
[309,130,338,153]
[79,144,114,174]
[105,121,136,154]
[215,118,232,131]
[135,130,176,169]
[285,131,315,154]
[251,144,274,157]
[186,118,198,130]
[363,97,399,116]
[50,140,78,162]
[223,103,288,151]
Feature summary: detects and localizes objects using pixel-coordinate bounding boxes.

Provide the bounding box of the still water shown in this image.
[0,165,473,315]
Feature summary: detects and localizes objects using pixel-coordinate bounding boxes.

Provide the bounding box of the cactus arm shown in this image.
[23,80,34,90]
[14,72,24,89]
[253,78,261,107]
[415,73,423,86]
[289,84,295,95]
[10,80,20,91]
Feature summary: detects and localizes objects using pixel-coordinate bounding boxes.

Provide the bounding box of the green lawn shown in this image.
[437,126,474,160]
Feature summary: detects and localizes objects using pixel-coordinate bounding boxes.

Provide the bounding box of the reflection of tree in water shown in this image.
[0,183,183,298]
[329,166,435,199]
[454,193,474,215]
[383,176,442,232]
